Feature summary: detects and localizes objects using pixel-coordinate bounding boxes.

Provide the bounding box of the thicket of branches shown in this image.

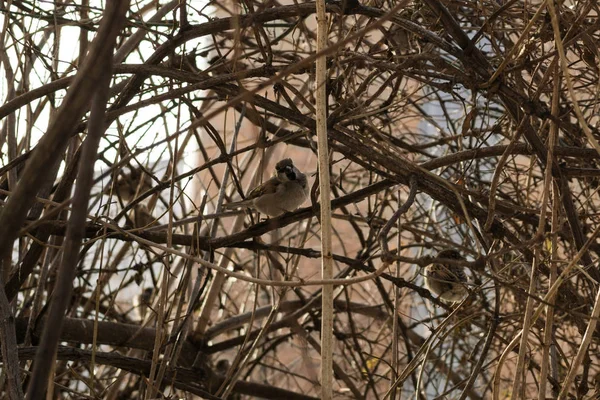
[1,0,600,398]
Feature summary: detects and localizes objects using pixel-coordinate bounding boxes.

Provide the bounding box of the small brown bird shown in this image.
[103,167,153,202]
[133,204,155,228]
[424,249,468,302]
[223,158,309,217]
[215,359,231,375]
[133,287,154,320]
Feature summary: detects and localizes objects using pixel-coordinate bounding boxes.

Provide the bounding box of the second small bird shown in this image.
[224,159,309,217]
[424,249,469,302]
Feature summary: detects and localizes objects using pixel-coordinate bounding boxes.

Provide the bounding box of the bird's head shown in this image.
[275,158,298,181]
[436,249,463,260]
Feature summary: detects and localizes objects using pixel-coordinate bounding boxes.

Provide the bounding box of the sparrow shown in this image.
[133,204,156,228]
[223,158,309,217]
[215,359,231,375]
[103,167,153,202]
[133,287,154,320]
[424,249,469,302]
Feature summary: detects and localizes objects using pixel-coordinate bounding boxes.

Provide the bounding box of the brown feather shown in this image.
[245,177,281,200]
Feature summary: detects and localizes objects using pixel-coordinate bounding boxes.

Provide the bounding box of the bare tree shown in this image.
[1,0,600,399]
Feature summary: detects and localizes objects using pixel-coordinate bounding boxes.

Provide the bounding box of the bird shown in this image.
[133,287,154,320]
[103,167,153,202]
[215,359,231,375]
[133,204,156,228]
[424,249,469,302]
[223,158,309,217]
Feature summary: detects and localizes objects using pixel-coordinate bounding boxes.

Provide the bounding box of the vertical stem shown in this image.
[511,68,557,399]
[315,1,333,399]
[146,126,180,399]
[558,286,600,399]
[0,5,24,398]
[390,193,401,399]
[0,276,23,399]
[539,61,560,400]
[510,253,538,399]
[79,0,89,63]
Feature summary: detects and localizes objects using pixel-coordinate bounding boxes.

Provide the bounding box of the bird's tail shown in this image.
[222,200,248,209]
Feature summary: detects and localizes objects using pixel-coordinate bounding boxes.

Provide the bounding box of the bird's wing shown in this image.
[434,266,467,283]
[245,177,281,200]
